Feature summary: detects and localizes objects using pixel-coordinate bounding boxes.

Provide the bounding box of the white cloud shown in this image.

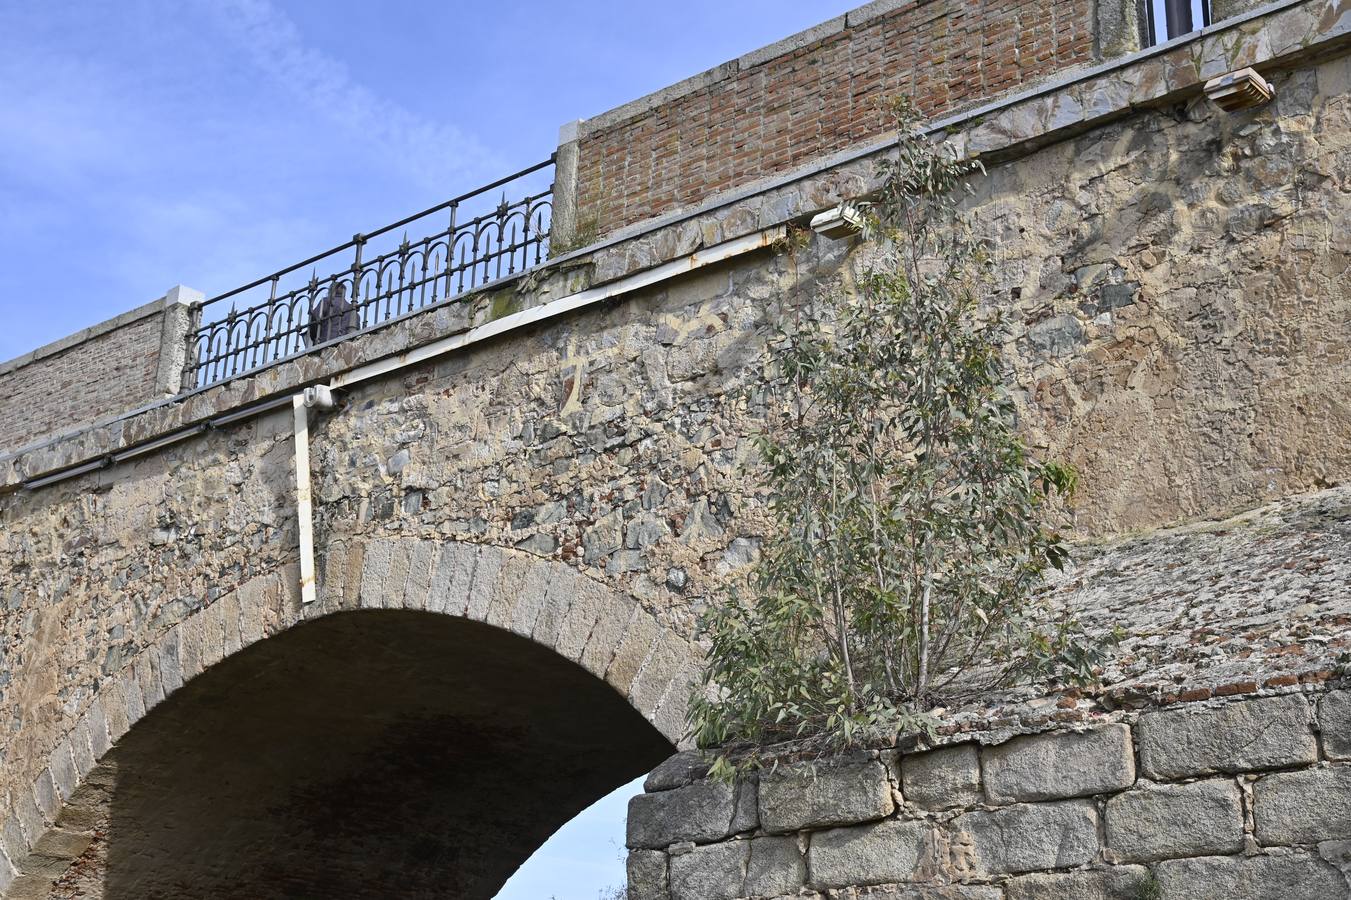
[199,0,502,192]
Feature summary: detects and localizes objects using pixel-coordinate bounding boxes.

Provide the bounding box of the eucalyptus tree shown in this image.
[690,99,1082,760]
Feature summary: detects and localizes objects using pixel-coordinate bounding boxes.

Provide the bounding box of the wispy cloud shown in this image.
[200,0,501,193]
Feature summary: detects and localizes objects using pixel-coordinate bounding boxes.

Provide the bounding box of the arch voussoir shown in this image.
[1,536,700,898]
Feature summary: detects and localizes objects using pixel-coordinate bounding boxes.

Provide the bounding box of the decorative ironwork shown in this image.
[189,158,554,388]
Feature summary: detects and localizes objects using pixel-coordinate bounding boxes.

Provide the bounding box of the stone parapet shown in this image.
[565,0,1329,238]
[628,689,1351,899]
[0,286,199,455]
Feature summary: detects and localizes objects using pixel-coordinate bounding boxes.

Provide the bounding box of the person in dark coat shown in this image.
[306,281,361,346]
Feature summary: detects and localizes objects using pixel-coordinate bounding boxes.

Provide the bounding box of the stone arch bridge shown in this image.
[1,0,1348,896]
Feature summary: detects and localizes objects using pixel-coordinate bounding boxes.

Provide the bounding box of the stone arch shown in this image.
[0,537,699,898]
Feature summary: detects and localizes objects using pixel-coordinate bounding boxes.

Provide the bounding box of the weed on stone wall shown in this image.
[689,99,1098,770]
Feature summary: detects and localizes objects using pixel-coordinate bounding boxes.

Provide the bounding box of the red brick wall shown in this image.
[0,310,166,453]
[575,0,1097,236]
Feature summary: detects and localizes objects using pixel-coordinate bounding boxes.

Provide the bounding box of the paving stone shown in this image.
[982,724,1135,803]
[1105,778,1243,862]
[956,799,1099,875]
[901,744,981,810]
[807,818,927,889]
[1253,766,1351,845]
[1137,695,1317,780]
[1155,852,1346,899]
[760,759,894,833]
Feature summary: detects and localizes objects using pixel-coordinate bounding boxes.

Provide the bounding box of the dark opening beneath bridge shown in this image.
[57,610,671,899]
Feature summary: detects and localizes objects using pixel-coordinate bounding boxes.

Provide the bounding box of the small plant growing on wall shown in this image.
[689,98,1084,762]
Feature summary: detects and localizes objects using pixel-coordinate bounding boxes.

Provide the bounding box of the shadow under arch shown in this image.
[63,608,672,898]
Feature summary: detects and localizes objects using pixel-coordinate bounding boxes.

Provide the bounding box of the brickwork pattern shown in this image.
[575,0,1096,236]
[628,691,1351,899]
[0,313,165,454]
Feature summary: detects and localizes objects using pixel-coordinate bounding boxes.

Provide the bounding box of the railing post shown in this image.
[155,284,204,396]
[550,120,583,253]
[1096,0,1147,58]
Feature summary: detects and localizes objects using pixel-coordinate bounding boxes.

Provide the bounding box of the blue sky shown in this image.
[0,1,860,895]
[0,0,859,363]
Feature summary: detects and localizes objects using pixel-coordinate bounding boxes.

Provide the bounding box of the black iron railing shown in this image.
[189,157,554,388]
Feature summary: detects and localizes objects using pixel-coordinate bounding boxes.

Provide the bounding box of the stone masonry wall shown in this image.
[626,689,1351,900]
[0,289,195,455]
[0,8,1347,893]
[1,26,1347,849]
[572,0,1097,237]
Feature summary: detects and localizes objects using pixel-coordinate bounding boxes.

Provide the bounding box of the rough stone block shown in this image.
[2,817,30,870]
[220,591,243,655]
[1137,695,1316,780]
[606,611,662,696]
[401,540,437,610]
[580,596,635,675]
[486,554,530,629]
[158,627,184,695]
[1006,866,1153,900]
[956,799,1099,875]
[197,599,225,672]
[807,818,926,889]
[528,569,574,648]
[86,699,111,757]
[901,743,981,809]
[627,780,757,849]
[668,840,746,900]
[463,545,503,620]
[236,577,265,646]
[1318,691,1351,760]
[69,720,96,781]
[857,888,1004,900]
[654,670,698,750]
[426,542,476,615]
[32,770,58,824]
[118,668,145,730]
[1253,766,1351,845]
[358,539,396,609]
[1105,778,1243,862]
[48,741,77,804]
[136,653,164,713]
[759,759,894,833]
[744,835,805,897]
[629,634,687,719]
[626,849,669,900]
[982,725,1135,803]
[178,613,204,681]
[506,563,551,638]
[554,576,607,661]
[645,751,710,792]
[1155,852,1346,899]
